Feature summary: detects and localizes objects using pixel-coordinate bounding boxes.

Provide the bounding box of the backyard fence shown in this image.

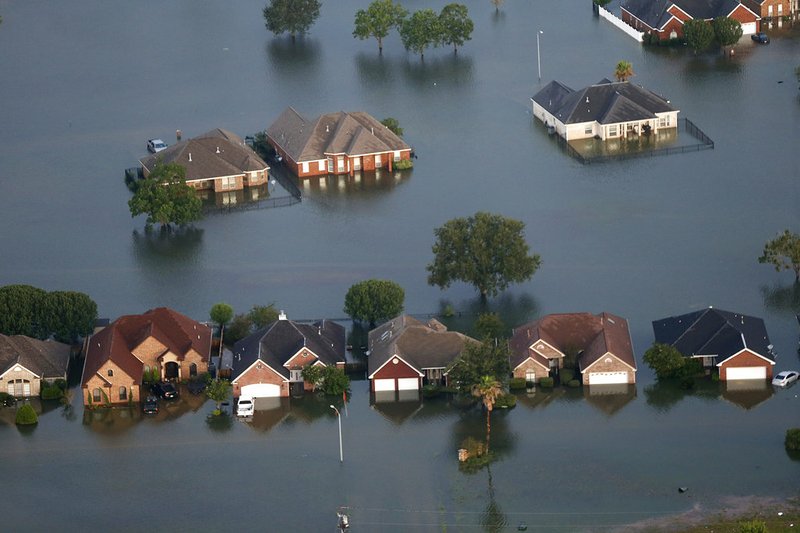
[598,5,644,42]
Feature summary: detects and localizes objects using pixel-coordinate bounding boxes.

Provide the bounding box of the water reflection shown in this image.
[584,384,637,416]
[301,169,412,201]
[761,282,800,315]
[240,397,291,433]
[371,391,423,425]
[720,379,774,411]
[436,292,539,338]
[82,406,141,434]
[130,226,204,264]
[199,184,270,209]
[265,37,321,72]
[643,379,726,413]
[355,52,397,89]
[206,412,234,432]
[401,54,474,91]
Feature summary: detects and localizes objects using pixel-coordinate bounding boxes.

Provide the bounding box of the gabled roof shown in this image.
[82,307,212,386]
[0,335,70,379]
[140,128,268,181]
[231,317,345,381]
[510,312,636,372]
[622,0,753,27]
[652,307,772,362]
[622,0,673,29]
[532,80,676,125]
[367,315,478,378]
[267,107,410,163]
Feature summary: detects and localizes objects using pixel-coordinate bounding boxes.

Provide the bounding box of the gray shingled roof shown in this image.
[367,315,478,377]
[622,0,745,28]
[0,335,70,379]
[532,79,676,125]
[231,318,345,380]
[267,107,410,163]
[140,128,268,182]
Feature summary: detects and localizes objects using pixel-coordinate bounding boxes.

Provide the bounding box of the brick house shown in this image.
[139,128,269,193]
[266,107,412,178]
[741,0,792,22]
[0,335,70,397]
[652,307,775,381]
[367,315,478,393]
[510,313,637,386]
[231,312,345,399]
[81,308,211,406]
[621,0,760,40]
[531,79,679,141]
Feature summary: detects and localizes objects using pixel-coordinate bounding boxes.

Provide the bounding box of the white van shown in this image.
[236,396,254,417]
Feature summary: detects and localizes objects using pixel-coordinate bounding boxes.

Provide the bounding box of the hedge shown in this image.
[539,377,554,388]
[786,428,800,451]
[509,378,527,391]
[15,403,38,425]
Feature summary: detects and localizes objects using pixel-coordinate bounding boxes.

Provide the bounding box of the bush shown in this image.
[560,369,575,384]
[737,519,767,533]
[41,385,64,400]
[15,403,38,425]
[0,392,14,406]
[539,377,554,388]
[495,393,516,409]
[53,379,67,390]
[567,379,581,388]
[786,428,800,451]
[509,377,527,391]
[394,159,413,170]
[422,384,441,398]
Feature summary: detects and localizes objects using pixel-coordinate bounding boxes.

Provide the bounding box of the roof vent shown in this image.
[188,153,192,162]
[326,125,329,133]
[586,97,590,104]
[216,146,220,154]
[278,310,287,320]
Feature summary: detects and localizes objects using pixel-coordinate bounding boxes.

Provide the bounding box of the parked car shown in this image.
[147,139,168,153]
[772,370,799,387]
[151,381,178,399]
[751,32,769,44]
[142,395,159,414]
[236,396,254,417]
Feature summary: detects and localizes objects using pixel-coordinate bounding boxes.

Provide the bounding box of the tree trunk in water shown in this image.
[485,408,491,453]
[378,37,383,55]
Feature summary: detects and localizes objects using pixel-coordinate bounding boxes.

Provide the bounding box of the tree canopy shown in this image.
[128,161,202,229]
[448,340,510,394]
[399,8,441,60]
[439,4,474,53]
[0,285,97,342]
[263,0,322,41]
[712,16,742,48]
[642,343,686,380]
[684,19,714,53]
[343,279,405,326]
[353,0,407,54]
[209,303,234,328]
[380,117,403,137]
[473,312,506,340]
[206,378,231,415]
[614,60,634,82]
[759,230,800,282]
[427,212,541,299]
[43,291,98,343]
[303,365,350,395]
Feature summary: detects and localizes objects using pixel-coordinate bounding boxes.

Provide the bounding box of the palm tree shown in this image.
[615,60,634,82]
[471,375,503,452]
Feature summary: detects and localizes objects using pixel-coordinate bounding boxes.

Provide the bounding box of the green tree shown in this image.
[0,285,48,338]
[249,304,279,329]
[263,0,322,42]
[474,313,506,340]
[301,365,324,392]
[128,161,202,229]
[643,343,687,380]
[684,19,714,53]
[343,279,405,326]
[206,378,231,415]
[713,16,742,48]
[380,117,403,137]
[210,302,234,330]
[399,9,441,60]
[42,291,97,343]
[320,366,350,395]
[353,0,407,54]
[759,230,800,282]
[439,4,473,54]
[448,340,509,393]
[15,403,38,425]
[614,60,634,82]
[225,314,254,345]
[472,375,503,451]
[427,212,541,299]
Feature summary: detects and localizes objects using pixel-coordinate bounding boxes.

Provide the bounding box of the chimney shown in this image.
[326,125,329,133]
[585,96,590,104]
[278,310,287,320]
[188,153,192,162]
[216,146,220,154]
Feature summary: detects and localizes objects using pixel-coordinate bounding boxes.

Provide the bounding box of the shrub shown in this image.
[786,428,800,451]
[567,379,581,388]
[422,384,441,398]
[0,392,14,406]
[509,377,527,391]
[53,379,67,390]
[41,385,64,401]
[539,377,554,388]
[394,159,413,170]
[737,519,767,533]
[442,304,455,318]
[560,369,575,384]
[15,403,38,425]
[495,393,516,409]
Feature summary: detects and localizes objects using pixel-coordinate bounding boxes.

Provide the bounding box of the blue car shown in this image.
[751,32,769,44]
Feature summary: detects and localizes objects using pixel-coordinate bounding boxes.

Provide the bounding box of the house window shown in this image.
[190,363,197,377]
[290,369,303,382]
[584,125,593,135]
[92,388,102,402]
[768,4,773,15]
[525,370,536,384]
[108,369,114,377]
[221,177,237,189]
[119,387,127,401]
[302,162,310,174]
[6,383,13,395]
[393,150,401,161]
[778,3,782,14]
[337,157,345,172]
[375,154,382,167]
[608,124,618,137]
[318,161,326,172]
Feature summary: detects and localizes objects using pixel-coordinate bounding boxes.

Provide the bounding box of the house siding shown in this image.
[718,350,773,381]
[512,359,550,382]
[233,364,289,398]
[371,358,420,392]
[1,367,41,397]
[83,361,140,406]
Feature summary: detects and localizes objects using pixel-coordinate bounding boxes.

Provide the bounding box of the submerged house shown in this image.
[621,0,760,40]
[0,335,70,397]
[266,107,411,178]
[139,128,269,193]
[531,79,679,141]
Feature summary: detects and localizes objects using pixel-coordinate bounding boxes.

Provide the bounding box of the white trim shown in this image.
[368,353,423,379]
[581,352,637,373]
[283,347,320,368]
[512,355,549,372]
[232,358,288,384]
[528,338,563,359]
[716,348,775,367]
[0,363,40,380]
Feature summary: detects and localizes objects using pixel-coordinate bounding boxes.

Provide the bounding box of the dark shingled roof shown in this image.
[622,0,746,28]
[267,107,410,163]
[0,335,70,379]
[140,128,268,182]
[367,315,479,377]
[510,312,636,372]
[231,317,345,381]
[532,79,675,125]
[652,307,772,362]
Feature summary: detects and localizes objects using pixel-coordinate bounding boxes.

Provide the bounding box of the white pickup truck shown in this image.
[236,396,254,417]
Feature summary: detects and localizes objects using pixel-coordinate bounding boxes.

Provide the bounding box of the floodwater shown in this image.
[0,0,798,530]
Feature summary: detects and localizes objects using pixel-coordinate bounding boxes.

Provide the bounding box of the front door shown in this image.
[164,362,179,381]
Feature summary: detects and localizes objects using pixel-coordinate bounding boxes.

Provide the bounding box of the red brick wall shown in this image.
[232,363,289,397]
[719,350,773,381]
[581,356,636,384]
[371,357,419,391]
[512,359,549,382]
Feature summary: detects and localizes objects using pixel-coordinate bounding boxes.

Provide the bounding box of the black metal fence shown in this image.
[554,118,714,164]
[204,194,300,214]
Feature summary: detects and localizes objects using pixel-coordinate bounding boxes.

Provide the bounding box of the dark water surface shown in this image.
[0,0,798,530]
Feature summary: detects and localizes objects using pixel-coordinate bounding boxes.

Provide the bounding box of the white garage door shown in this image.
[241,383,281,398]
[587,372,628,385]
[373,379,396,392]
[397,378,419,391]
[726,366,766,380]
[740,22,756,35]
